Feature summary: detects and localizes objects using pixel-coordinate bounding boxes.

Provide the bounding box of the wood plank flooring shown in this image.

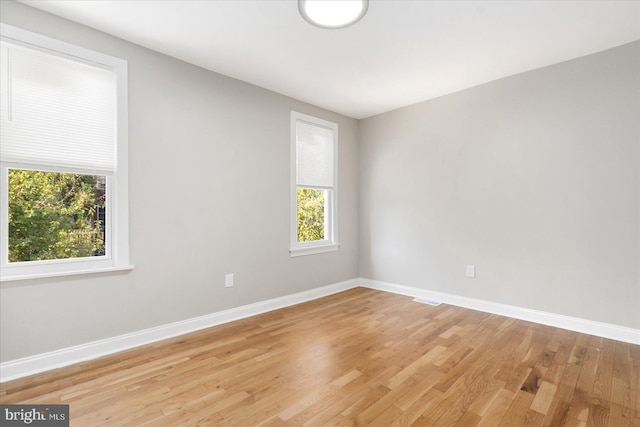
[1,287,638,426]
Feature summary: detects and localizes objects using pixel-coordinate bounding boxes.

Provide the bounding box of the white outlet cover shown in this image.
[225,273,234,287]
[466,265,476,278]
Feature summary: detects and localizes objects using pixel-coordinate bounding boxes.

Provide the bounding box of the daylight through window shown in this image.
[290,112,339,256]
[0,24,130,280]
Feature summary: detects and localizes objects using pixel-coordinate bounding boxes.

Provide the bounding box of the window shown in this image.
[0,24,131,281]
[290,111,339,256]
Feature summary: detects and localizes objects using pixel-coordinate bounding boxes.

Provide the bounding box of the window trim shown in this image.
[0,24,132,281]
[290,111,339,257]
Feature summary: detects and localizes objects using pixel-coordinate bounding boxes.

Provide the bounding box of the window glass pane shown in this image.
[297,188,325,242]
[8,169,106,262]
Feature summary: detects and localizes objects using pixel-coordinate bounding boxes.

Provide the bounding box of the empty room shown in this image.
[0,0,638,426]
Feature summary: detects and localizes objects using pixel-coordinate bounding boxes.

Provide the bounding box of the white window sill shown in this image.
[0,265,135,282]
[290,243,340,257]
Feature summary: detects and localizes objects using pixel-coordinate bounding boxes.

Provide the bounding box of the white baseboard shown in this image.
[0,279,360,383]
[3,277,638,383]
[360,278,640,346]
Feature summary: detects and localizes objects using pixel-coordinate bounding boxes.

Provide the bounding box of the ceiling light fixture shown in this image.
[298,0,369,29]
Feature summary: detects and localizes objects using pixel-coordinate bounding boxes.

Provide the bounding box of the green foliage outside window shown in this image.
[297,188,326,242]
[8,169,106,262]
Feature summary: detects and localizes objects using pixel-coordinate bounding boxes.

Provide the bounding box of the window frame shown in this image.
[0,23,132,281]
[290,111,339,257]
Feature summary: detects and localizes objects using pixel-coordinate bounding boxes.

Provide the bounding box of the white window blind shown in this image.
[0,41,117,173]
[296,120,334,188]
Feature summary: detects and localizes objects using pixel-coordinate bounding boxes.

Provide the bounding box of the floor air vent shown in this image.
[413,298,442,306]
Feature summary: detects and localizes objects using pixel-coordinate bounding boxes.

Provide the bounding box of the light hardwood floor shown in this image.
[1,287,638,426]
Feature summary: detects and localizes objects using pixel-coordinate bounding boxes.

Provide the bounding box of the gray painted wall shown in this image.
[360,41,640,329]
[0,1,359,362]
[1,1,638,364]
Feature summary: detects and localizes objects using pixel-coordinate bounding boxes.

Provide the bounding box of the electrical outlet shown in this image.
[466,265,476,278]
[225,273,234,287]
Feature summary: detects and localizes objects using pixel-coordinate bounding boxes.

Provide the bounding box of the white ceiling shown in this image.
[20,0,640,119]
